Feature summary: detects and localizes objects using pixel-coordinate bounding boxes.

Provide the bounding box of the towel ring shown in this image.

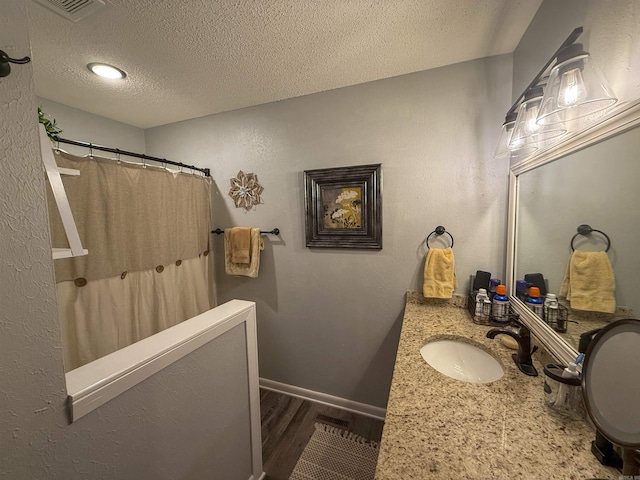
[425,225,454,249]
[570,224,611,252]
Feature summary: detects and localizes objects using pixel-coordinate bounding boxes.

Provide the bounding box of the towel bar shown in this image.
[570,224,610,252]
[212,228,280,236]
[425,225,454,249]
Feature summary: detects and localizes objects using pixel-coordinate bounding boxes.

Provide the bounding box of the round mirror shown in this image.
[583,319,640,474]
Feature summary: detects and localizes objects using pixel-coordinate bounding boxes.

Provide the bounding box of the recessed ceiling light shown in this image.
[87,63,126,79]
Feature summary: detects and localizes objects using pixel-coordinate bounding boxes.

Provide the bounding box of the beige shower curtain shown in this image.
[48,150,214,370]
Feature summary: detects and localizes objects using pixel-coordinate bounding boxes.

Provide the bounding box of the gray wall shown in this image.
[37,97,146,155]
[146,54,513,408]
[1,2,254,478]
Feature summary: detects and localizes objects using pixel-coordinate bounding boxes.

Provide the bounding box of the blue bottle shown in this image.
[525,286,544,317]
[492,284,510,323]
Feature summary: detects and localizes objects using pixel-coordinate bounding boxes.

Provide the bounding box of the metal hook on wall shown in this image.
[0,50,31,78]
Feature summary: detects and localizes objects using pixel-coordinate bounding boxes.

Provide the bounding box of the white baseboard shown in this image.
[259,378,386,421]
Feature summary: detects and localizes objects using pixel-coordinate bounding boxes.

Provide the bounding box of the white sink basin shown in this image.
[420,339,503,384]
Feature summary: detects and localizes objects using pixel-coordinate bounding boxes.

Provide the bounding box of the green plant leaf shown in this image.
[37,106,63,142]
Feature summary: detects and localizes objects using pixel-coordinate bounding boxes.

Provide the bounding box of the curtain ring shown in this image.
[162,159,167,171]
[116,149,121,164]
[89,144,94,159]
[142,158,147,169]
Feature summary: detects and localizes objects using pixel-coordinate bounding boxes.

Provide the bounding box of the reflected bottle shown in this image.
[544,293,559,328]
[525,286,544,318]
[516,279,529,302]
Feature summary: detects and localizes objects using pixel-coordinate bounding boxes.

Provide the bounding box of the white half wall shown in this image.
[145,54,514,408]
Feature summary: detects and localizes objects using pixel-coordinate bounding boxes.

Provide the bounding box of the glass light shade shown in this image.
[510,87,566,151]
[87,63,126,79]
[494,112,536,159]
[536,44,617,126]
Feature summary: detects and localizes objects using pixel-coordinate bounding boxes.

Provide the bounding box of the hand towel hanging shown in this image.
[224,227,264,278]
[423,247,457,298]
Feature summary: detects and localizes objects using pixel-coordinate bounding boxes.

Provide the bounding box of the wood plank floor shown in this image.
[260,388,385,480]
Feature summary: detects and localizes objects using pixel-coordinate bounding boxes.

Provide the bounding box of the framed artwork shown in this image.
[304,164,382,249]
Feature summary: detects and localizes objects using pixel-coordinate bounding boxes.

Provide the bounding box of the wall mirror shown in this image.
[507,101,640,366]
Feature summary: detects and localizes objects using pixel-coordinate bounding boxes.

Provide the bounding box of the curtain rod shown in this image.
[53,137,210,177]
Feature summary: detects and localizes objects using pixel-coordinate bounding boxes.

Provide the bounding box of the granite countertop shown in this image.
[374,291,618,480]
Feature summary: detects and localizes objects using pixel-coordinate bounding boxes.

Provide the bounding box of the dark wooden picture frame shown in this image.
[304,164,382,249]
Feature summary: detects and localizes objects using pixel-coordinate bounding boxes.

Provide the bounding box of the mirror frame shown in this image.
[506,100,640,366]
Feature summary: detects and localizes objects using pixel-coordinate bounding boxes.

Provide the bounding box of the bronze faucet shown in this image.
[487,321,538,376]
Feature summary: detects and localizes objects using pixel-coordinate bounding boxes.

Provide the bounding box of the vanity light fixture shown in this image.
[536,43,617,127]
[87,63,127,80]
[510,86,566,150]
[493,27,616,161]
[493,111,537,160]
[494,112,518,159]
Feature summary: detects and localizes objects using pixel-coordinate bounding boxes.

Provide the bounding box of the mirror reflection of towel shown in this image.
[423,247,457,298]
[560,250,616,313]
[224,228,264,278]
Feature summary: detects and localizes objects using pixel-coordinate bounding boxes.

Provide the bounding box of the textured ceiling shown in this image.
[27,0,541,129]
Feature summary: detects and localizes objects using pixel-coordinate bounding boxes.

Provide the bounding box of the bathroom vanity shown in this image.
[374,292,617,480]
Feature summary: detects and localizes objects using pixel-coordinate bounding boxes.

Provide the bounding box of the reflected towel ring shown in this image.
[570,224,611,252]
[425,225,454,249]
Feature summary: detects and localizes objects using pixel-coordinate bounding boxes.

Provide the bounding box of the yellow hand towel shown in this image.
[224,228,264,278]
[229,227,252,264]
[423,247,457,298]
[559,250,616,313]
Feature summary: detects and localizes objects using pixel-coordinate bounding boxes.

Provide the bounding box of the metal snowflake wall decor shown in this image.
[228,170,264,212]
